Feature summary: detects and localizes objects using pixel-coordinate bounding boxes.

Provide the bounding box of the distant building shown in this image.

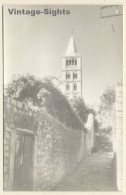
[61,32,82,99]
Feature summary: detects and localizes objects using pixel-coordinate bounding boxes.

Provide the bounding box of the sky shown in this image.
[3,5,123,105]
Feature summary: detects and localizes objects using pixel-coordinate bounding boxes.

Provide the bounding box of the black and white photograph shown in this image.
[3,4,123,191]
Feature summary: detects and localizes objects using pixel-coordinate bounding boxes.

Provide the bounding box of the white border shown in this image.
[0,0,125,195]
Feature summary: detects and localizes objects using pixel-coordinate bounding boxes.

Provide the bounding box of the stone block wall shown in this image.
[33,113,85,190]
[4,97,37,190]
[4,127,11,190]
[4,97,87,191]
[112,85,123,191]
[115,86,123,191]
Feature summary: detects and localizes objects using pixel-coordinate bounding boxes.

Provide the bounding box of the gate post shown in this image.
[85,113,94,155]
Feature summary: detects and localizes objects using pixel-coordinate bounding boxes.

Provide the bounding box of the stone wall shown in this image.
[4,125,12,190]
[4,97,37,190]
[115,86,123,191]
[33,114,85,190]
[4,97,87,191]
[112,85,123,191]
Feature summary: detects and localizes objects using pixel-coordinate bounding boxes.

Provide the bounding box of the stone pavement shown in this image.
[53,152,117,191]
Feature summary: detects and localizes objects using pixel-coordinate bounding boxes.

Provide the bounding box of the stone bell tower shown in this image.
[62,32,82,99]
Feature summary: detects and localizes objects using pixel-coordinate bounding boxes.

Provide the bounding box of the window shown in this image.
[66,60,68,66]
[73,83,77,91]
[75,59,77,65]
[73,72,77,79]
[66,84,70,91]
[66,72,70,79]
[72,59,74,65]
[69,59,71,65]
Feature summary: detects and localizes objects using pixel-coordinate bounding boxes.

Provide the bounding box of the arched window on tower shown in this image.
[66,72,70,79]
[66,84,70,91]
[66,59,68,66]
[69,59,72,65]
[72,59,74,65]
[73,72,77,79]
[73,83,77,91]
[75,59,77,65]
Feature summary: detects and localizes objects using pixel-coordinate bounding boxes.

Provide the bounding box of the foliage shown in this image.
[100,86,116,112]
[5,74,84,130]
[93,119,100,133]
[70,97,101,136]
[70,97,87,122]
[71,97,96,122]
[98,86,116,128]
[91,86,116,151]
[93,126,113,153]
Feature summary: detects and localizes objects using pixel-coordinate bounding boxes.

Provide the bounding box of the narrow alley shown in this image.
[53,151,117,191]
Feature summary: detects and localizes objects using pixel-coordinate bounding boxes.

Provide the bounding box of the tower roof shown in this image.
[66,34,78,57]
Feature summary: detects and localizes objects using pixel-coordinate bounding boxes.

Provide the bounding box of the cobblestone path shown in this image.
[54,152,117,191]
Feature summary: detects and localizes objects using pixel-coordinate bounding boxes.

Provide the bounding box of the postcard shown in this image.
[2,3,124,192]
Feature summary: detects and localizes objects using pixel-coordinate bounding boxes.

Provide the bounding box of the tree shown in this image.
[5,74,84,130]
[100,86,116,111]
[98,85,116,128]
[71,97,86,122]
[70,97,96,123]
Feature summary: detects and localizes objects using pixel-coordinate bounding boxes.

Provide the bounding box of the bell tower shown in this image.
[62,32,82,99]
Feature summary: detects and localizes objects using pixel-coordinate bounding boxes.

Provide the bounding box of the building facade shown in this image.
[62,33,82,99]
